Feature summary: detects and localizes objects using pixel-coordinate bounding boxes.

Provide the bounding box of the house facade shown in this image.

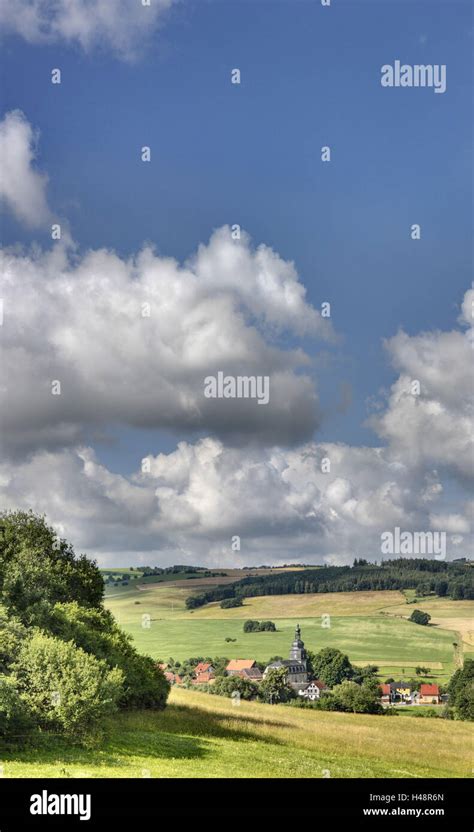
[195,662,214,675]
[298,680,328,700]
[193,671,215,685]
[238,667,263,682]
[419,684,440,704]
[390,682,413,702]
[379,683,392,705]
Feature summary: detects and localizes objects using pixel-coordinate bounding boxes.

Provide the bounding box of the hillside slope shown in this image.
[3,688,471,778]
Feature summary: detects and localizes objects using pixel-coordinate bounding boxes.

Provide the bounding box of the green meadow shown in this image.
[103,582,471,684]
[3,688,471,779]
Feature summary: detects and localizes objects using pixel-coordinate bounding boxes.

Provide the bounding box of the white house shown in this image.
[298,679,328,700]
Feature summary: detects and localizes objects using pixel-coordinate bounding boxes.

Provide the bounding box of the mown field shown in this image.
[3,688,471,779]
[104,583,473,684]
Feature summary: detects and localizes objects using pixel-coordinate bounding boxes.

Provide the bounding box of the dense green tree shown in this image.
[311,648,354,687]
[0,512,103,622]
[211,675,258,700]
[322,679,382,714]
[46,602,169,709]
[258,667,294,704]
[0,513,170,745]
[448,659,474,721]
[410,609,431,626]
[0,675,32,741]
[243,619,276,632]
[260,621,276,631]
[351,664,379,684]
[0,606,27,672]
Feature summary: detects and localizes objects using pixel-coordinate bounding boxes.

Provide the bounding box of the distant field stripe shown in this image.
[353,660,443,669]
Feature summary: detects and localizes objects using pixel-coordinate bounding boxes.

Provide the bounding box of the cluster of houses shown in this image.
[379,682,442,706]
[159,625,442,706]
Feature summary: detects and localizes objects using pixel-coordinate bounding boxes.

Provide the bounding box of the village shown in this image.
[158,624,445,709]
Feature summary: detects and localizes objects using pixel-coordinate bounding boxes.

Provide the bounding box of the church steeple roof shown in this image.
[289,623,307,665]
[292,623,304,648]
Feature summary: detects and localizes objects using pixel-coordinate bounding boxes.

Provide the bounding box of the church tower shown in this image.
[289,623,307,667]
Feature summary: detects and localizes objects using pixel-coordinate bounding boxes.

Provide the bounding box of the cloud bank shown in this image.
[0,111,471,567]
[0,225,332,455]
[0,286,471,565]
[0,0,176,59]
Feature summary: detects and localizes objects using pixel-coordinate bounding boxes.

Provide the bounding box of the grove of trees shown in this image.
[0,511,169,746]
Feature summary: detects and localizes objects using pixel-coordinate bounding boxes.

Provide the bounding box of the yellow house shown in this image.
[391,682,412,702]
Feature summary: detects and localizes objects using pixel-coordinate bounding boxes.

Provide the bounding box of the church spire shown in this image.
[289,623,307,666]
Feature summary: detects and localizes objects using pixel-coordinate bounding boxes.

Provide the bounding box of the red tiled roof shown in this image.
[194,672,214,684]
[420,684,439,696]
[226,659,256,671]
[195,662,212,674]
[313,679,328,690]
[380,684,391,695]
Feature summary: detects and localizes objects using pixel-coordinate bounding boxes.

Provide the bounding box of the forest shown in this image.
[185,558,473,609]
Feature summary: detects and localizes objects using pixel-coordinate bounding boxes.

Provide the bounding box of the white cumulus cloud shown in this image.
[0,226,332,455]
[0,110,52,228]
[0,0,176,59]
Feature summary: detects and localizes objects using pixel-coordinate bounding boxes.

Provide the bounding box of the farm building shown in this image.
[195,662,214,675]
[227,659,257,676]
[379,684,392,705]
[237,667,264,682]
[193,671,215,685]
[419,684,441,704]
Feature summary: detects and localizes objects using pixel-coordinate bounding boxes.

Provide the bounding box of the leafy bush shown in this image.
[12,631,124,743]
[211,675,258,700]
[46,602,169,709]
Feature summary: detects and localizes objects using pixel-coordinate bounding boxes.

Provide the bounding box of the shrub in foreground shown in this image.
[12,631,124,743]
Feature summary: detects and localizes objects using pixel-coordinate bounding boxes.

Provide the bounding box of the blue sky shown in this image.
[2,0,472,460]
[0,0,472,565]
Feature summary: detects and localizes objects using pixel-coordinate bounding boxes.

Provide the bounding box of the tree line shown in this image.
[185,558,473,609]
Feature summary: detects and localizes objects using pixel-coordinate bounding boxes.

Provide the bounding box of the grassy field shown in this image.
[103,584,473,684]
[380,595,474,654]
[108,616,458,680]
[3,688,471,779]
